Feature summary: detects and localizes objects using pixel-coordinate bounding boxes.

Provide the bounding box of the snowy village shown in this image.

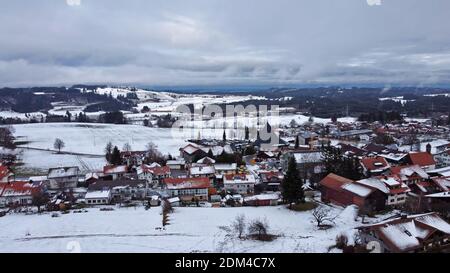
[0,86,449,253]
[1,0,450,256]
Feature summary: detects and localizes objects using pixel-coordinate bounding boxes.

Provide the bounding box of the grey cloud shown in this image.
[1,0,450,87]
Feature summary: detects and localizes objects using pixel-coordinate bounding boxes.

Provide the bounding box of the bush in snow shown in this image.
[335,234,348,249]
[248,218,276,241]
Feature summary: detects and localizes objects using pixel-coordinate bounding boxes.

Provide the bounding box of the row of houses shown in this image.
[320,161,450,213]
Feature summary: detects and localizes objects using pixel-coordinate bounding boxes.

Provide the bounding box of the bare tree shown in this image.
[312,207,336,227]
[218,214,247,240]
[232,214,246,239]
[122,142,132,152]
[32,192,49,213]
[105,141,113,163]
[53,138,65,153]
[146,141,164,164]
[248,218,269,241]
[105,141,113,154]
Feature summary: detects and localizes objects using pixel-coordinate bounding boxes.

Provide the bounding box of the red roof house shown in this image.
[358,213,450,253]
[163,177,211,202]
[0,181,42,207]
[407,152,436,170]
[360,156,391,176]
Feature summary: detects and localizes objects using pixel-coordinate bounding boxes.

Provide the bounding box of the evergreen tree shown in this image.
[110,146,122,165]
[244,126,250,140]
[207,149,214,159]
[282,157,304,208]
[295,135,300,149]
[223,130,227,141]
[65,111,72,122]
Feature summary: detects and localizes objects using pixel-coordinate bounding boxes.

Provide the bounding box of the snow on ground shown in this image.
[379,96,415,106]
[404,117,430,123]
[0,205,362,253]
[134,93,267,113]
[90,87,176,102]
[17,149,106,173]
[181,113,356,131]
[0,111,45,121]
[12,123,190,172]
[13,123,188,156]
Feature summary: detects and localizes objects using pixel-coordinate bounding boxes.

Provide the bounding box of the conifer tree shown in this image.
[282,157,304,208]
[110,146,122,165]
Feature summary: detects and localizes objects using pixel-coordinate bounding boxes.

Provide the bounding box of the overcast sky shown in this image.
[1,0,450,88]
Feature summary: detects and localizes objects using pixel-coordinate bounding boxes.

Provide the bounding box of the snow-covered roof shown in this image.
[168,197,180,203]
[197,157,216,164]
[379,153,407,162]
[148,162,161,168]
[359,212,450,252]
[182,144,199,155]
[379,223,422,251]
[426,192,450,198]
[392,165,429,180]
[167,159,185,165]
[356,178,390,194]
[214,163,237,171]
[165,177,210,190]
[190,166,215,176]
[48,167,79,178]
[244,193,280,202]
[28,176,48,182]
[342,183,373,197]
[224,174,256,184]
[381,177,401,187]
[432,178,450,192]
[293,152,322,163]
[103,165,127,174]
[415,213,450,234]
[85,190,111,199]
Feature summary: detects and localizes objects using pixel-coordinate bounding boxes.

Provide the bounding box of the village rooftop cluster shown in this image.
[1,109,450,253]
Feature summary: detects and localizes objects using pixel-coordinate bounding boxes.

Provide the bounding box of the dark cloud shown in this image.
[0,0,450,87]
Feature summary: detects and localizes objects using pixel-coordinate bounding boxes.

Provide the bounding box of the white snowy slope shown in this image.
[0,205,361,253]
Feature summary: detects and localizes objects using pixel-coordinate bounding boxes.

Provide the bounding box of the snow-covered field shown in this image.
[0,205,362,253]
[12,123,189,173]
[17,149,106,173]
[13,123,188,156]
